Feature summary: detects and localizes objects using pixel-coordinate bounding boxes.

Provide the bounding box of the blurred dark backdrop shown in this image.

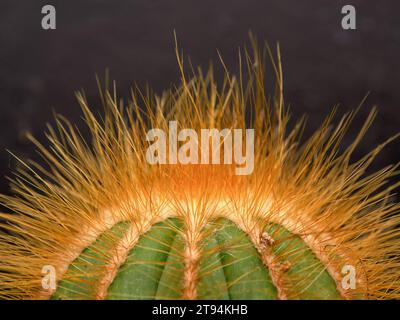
[0,0,399,195]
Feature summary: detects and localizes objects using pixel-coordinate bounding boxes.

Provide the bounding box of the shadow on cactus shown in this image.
[0,39,399,300]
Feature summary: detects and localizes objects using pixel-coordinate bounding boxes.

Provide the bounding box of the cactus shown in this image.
[0,43,399,300]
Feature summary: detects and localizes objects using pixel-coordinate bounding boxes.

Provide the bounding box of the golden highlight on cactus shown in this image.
[0,42,399,300]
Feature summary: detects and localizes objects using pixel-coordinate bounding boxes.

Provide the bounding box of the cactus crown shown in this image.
[0,41,399,300]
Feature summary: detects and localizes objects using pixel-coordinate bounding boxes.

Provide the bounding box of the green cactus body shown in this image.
[52,218,341,300]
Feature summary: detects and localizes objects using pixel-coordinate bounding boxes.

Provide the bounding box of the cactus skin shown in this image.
[0,42,399,300]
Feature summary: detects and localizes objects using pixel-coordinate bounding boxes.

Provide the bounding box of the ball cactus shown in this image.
[0,43,399,300]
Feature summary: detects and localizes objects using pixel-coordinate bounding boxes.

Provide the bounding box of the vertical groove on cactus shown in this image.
[197,232,230,299]
[209,218,278,299]
[106,219,182,299]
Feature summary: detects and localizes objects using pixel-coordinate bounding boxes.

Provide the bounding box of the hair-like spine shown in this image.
[0,41,399,300]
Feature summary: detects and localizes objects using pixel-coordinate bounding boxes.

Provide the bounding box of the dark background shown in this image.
[0,0,399,195]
